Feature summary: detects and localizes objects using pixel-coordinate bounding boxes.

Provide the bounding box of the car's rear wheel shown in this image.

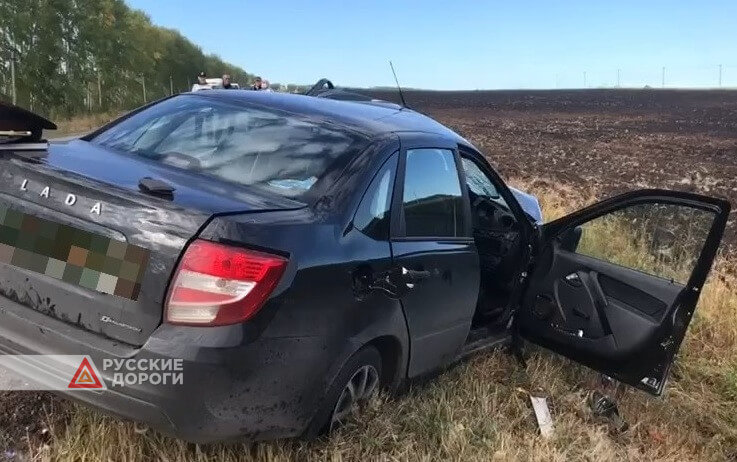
[310,346,382,435]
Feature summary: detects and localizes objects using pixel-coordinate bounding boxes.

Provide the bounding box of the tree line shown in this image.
[0,0,253,119]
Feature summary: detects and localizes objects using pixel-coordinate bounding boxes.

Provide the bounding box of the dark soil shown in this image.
[367,89,737,259]
[0,392,70,457]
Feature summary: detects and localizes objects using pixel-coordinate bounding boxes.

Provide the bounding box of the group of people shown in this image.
[249,76,272,91]
[191,71,273,92]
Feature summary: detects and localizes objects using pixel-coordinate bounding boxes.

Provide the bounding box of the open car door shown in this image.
[518,189,730,395]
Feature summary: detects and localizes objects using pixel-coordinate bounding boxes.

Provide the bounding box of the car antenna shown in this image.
[389,60,408,108]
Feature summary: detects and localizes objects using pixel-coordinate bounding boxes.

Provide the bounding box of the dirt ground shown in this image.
[368,88,737,260]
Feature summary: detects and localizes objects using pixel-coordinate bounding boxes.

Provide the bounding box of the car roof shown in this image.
[191,90,470,145]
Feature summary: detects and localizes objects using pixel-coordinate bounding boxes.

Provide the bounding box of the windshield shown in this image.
[90,95,369,197]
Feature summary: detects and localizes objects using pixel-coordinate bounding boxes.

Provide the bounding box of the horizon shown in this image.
[125,0,737,91]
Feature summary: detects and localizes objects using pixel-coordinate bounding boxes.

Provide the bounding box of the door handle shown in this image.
[402,267,431,281]
[401,267,431,289]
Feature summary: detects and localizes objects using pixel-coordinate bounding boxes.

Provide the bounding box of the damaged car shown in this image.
[0,88,729,442]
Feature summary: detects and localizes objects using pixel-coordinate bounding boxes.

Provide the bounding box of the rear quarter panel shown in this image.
[198,203,408,432]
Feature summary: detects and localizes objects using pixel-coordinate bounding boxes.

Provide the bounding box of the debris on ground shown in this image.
[530,395,555,438]
[589,390,629,433]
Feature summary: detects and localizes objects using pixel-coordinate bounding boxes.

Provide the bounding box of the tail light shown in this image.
[165,240,287,326]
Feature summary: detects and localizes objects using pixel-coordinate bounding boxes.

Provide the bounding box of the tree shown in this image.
[0,0,250,117]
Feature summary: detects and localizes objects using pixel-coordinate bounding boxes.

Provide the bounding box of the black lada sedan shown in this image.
[0,91,728,442]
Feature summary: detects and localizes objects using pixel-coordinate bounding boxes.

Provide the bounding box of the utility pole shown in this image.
[583,71,587,88]
[97,72,102,108]
[10,50,17,105]
[141,75,147,103]
[555,73,559,89]
[661,67,665,88]
[169,75,174,95]
[719,64,723,87]
[617,69,621,88]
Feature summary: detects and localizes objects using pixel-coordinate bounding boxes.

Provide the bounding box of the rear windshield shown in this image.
[90,95,369,197]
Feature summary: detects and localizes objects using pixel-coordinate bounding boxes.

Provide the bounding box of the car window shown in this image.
[354,153,398,240]
[572,202,715,284]
[461,157,509,208]
[402,148,466,238]
[91,95,370,197]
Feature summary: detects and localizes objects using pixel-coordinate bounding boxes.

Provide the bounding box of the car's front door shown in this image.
[390,135,479,378]
[518,190,730,395]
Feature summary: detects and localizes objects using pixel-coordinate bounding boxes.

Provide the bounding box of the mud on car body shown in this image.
[0,90,729,442]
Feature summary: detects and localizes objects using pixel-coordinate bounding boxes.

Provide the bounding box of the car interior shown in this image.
[460,156,526,333]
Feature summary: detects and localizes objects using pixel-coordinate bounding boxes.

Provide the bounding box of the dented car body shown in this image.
[0,91,729,442]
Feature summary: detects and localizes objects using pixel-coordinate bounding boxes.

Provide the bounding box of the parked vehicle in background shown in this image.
[191,78,241,91]
[0,88,729,443]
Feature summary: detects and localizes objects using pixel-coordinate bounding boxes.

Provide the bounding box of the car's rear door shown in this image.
[390,134,479,378]
[518,189,730,395]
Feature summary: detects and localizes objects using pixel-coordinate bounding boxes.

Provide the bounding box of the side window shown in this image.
[461,157,509,208]
[354,153,398,240]
[402,148,466,238]
[572,203,715,284]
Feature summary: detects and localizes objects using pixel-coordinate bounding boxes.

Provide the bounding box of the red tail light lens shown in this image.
[165,240,287,326]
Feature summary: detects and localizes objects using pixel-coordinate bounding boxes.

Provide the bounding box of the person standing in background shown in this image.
[222,74,235,89]
[251,76,262,90]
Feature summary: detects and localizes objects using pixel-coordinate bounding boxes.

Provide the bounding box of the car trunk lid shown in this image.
[0,139,305,346]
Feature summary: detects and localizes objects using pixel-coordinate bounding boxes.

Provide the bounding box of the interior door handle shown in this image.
[589,272,613,335]
[589,272,610,309]
[564,272,583,287]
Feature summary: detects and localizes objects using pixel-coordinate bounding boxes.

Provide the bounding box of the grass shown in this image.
[8,180,733,461]
[49,112,122,138]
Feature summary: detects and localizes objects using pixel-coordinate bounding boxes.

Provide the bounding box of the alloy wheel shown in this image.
[329,364,380,431]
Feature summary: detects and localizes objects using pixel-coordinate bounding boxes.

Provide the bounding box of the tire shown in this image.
[308,346,382,436]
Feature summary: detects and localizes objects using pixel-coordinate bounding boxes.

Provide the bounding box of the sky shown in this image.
[125,0,737,90]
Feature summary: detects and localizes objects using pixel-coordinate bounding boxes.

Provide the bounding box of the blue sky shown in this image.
[126,0,737,90]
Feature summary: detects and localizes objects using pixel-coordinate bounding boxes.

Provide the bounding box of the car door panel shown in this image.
[523,249,678,360]
[598,273,669,317]
[519,189,730,395]
[405,317,474,378]
[389,136,479,379]
[392,240,479,377]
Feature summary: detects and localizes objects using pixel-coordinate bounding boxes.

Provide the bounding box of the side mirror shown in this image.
[559,226,583,253]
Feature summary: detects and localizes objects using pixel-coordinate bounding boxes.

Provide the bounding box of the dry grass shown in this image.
[17,181,737,461]
[49,112,122,138]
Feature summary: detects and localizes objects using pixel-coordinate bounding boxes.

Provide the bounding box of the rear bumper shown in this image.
[0,295,336,443]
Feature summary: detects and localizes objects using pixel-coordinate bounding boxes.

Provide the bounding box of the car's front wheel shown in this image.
[310,346,382,435]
